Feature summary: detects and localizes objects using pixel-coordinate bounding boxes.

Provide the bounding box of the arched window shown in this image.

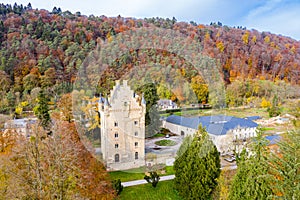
[135,152,138,160]
[115,154,120,162]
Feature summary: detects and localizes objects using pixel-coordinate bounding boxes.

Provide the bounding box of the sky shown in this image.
[2,0,300,40]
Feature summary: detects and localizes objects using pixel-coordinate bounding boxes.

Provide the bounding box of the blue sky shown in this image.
[2,0,300,40]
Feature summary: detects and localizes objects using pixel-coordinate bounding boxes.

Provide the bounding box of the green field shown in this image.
[118,180,182,200]
[109,168,146,182]
[155,139,177,146]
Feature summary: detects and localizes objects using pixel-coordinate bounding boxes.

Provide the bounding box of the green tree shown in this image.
[267,95,281,117]
[41,67,56,88]
[229,129,272,200]
[112,179,123,195]
[140,83,161,137]
[174,126,221,199]
[267,129,300,199]
[33,90,51,129]
[144,171,160,188]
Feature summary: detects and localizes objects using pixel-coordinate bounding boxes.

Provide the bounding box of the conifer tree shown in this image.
[267,129,300,199]
[33,90,51,129]
[174,125,221,200]
[229,128,272,200]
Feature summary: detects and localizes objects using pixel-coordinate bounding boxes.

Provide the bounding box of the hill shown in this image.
[0,3,299,112]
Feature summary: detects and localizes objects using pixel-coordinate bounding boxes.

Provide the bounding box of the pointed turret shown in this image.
[141,94,146,105]
[104,97,109,107]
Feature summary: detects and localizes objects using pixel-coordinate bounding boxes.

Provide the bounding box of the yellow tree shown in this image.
[191,75,209,103]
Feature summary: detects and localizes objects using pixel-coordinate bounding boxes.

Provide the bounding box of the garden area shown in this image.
[118,180,182,200]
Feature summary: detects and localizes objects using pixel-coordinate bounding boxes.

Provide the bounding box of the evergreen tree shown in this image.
[140,83,161,137]
[267,129,300,199]
[267,95,281,117]
[229,129,273,200]
[112,179,123,195]
[33,90,51,129]
[174,125,221,200]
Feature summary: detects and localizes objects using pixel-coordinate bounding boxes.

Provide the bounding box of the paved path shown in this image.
[122,175,175,187]
[121,165,237,187]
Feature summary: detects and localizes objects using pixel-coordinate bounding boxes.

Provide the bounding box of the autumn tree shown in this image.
[57,93,73,122]
[191,75,209,103]
[2,121,115,199]
[174,125,221,199]
[0,70,11,93]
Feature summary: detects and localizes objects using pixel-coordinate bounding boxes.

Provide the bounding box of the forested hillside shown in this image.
[0,3,300,112]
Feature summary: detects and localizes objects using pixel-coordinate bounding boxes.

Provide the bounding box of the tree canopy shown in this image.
[174,126,221,199]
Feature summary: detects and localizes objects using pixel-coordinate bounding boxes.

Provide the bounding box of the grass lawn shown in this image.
[118,180,183,200]
[151,133,165,138]
[164,166,175,175]
[109,167,146,182]
[155,139,177,146]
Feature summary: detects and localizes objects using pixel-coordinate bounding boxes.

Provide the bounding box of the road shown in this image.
[122,175,175,187]
[121,165,237,187]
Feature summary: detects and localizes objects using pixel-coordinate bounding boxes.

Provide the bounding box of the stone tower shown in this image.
[99,80,146,171]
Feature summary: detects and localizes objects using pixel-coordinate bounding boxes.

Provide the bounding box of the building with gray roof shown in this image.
[163,115,258,154]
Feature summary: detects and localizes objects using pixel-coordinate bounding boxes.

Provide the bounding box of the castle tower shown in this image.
[99,80,146,171]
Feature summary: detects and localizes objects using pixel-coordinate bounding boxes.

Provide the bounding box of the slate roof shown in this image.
[166,115,258,136]
[265,135,281,145]
[244,116,261,121]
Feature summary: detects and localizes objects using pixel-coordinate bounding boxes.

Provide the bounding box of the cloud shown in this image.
[241,0,300,40]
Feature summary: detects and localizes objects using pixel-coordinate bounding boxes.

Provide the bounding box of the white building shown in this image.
[163,115,258,154]
[99,80,146,171]
[157,99,178,110]
[4,118,37,138]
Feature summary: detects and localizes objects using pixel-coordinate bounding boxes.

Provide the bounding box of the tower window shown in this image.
[134,131,138,136]
[135,152,138,160]
[135,142,138,147]
[124,101,128,106]
[115,133,118,138]
[115,154,120,162]
[115,144,119,148]
[134,121,138,125]
[114,122,118,127]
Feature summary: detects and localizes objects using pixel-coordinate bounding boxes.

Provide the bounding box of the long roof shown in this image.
[166,115,258,135]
